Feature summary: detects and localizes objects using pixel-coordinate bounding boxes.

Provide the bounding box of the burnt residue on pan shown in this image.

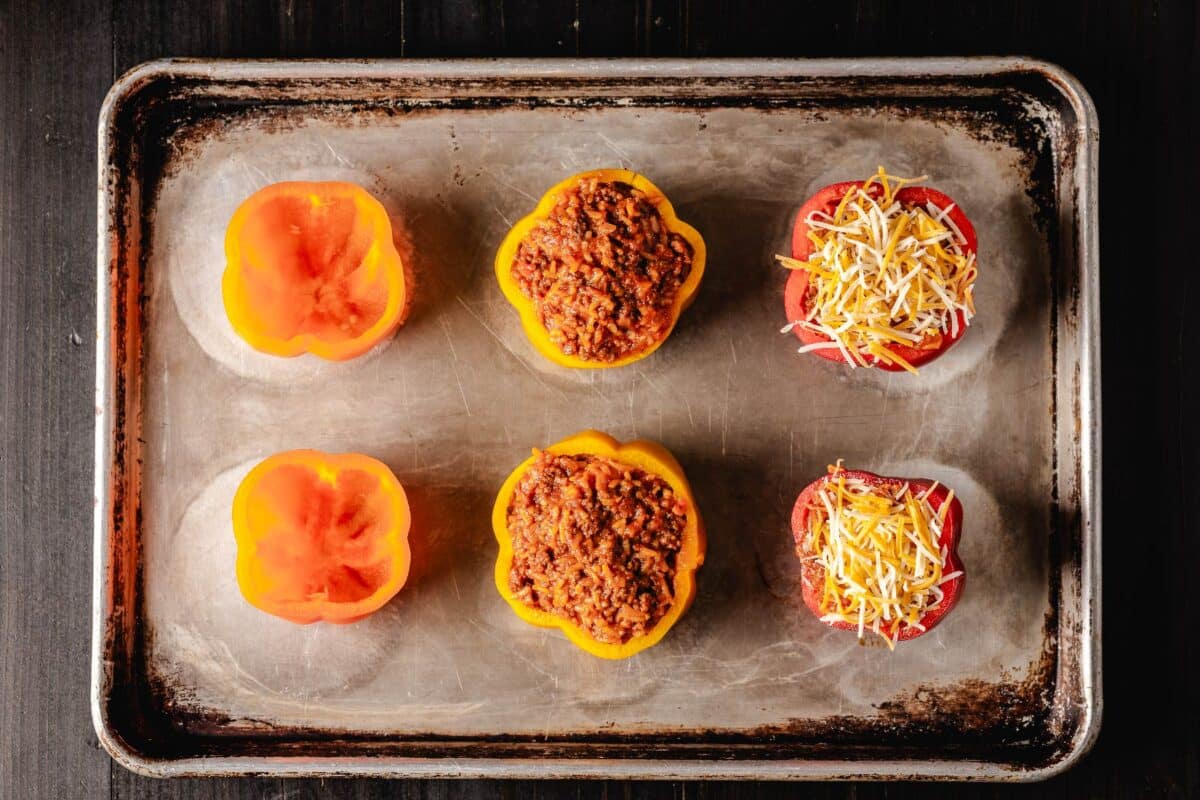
[125,607,1066,769]
[127,637,1068,772]
[96,63,1092,776]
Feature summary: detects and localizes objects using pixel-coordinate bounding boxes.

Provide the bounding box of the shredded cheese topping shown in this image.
[802,463,960,649]
[779,167,977,374]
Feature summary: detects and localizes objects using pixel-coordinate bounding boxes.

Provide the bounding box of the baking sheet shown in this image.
[93,59,1100,779]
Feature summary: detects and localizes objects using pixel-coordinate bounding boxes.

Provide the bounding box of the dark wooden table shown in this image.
[2,1,1196,797]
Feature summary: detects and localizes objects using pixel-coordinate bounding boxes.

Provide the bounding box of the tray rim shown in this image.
[92,56,1100,781]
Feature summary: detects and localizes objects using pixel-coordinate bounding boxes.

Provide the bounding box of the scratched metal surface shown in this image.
[93,59,1100,779]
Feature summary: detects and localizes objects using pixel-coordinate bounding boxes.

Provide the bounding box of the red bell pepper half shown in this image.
[790,467,965,641]
[784,180,979,370]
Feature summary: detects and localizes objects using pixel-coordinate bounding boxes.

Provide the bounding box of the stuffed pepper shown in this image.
[492,430,705,658]
[495,169,706,368]
[791,462,964,647]
[779,167,978,373]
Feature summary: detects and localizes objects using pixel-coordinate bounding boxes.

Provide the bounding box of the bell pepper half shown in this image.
[494,168,706,369]
[784,180,978,371]
[232,450,412,624]
[223,181,410,361]
[790,467,964,642]
[492,430,706,659]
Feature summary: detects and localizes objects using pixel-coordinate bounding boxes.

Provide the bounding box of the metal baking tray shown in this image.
[93,58,1100,780]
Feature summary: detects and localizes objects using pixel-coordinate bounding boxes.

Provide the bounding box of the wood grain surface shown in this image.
[1,0,1196,797]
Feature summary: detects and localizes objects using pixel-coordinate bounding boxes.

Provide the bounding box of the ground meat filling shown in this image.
[511,177,694,362]
[506,451,688,645]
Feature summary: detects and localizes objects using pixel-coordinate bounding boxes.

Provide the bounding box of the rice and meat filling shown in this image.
[506,450,688,645]
[511,177,694,362]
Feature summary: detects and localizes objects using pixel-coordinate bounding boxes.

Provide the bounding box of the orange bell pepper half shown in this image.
[232,450,412,624]
[222,181,409,361]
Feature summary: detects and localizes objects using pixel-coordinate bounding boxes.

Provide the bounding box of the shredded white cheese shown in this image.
[804,463,954,649]
[779,167,978,374]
